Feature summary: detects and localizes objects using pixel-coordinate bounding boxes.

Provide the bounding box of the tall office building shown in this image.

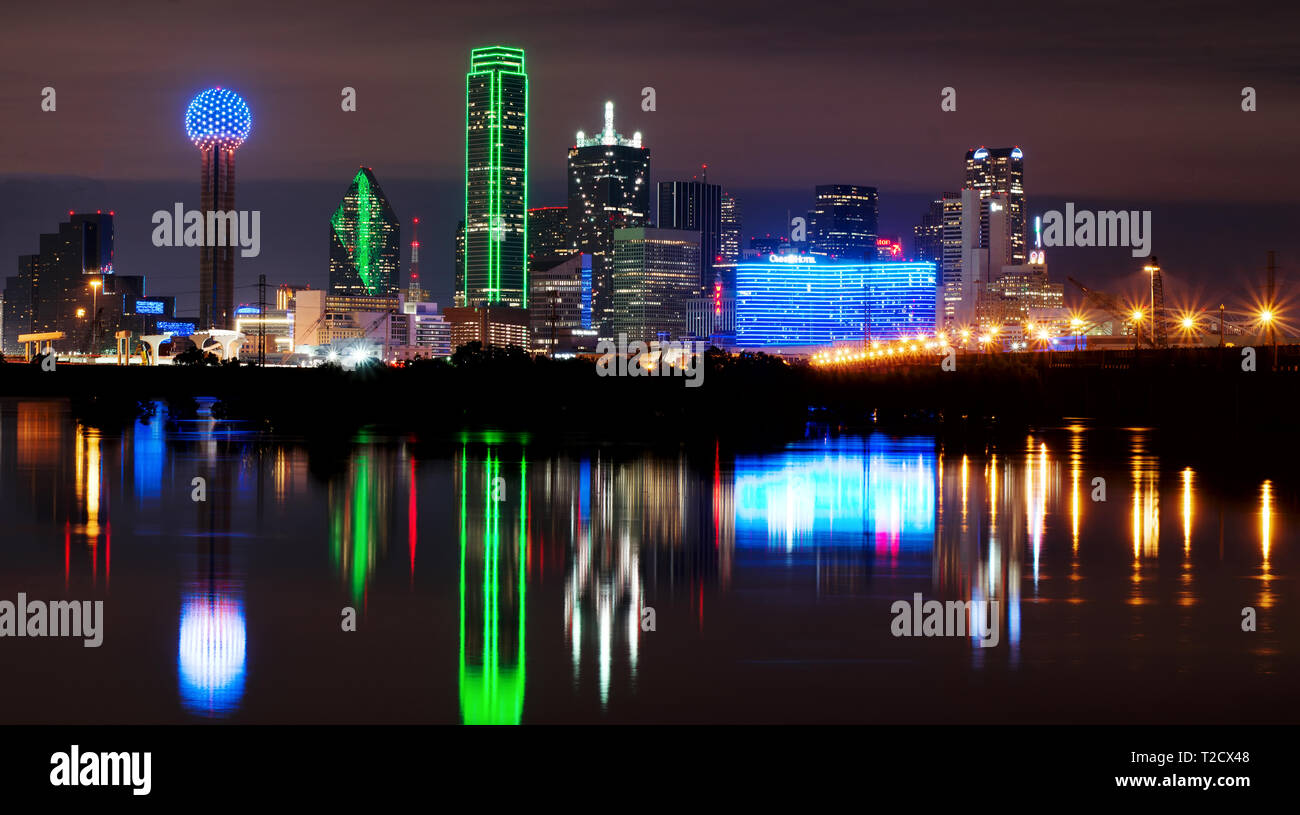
[658,178,721,293]
[567,101,650,339]
[610,227,700,344]
[527,206,570,267]
[938,191,965,331]
[454,220,466,306]
[720,191,741,265]
[964,146,1025,265]
[329,167,401,297]
[913,199,945,265]
[465,46,528,307]
[3,212,116,353]
[185,87,252,330]
[807,185,878,261]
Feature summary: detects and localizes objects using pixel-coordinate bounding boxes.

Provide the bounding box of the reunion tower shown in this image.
[185,87,251,329]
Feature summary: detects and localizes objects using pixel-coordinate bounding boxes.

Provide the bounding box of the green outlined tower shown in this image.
[329,167,401,297]
[458,447,527,725]
[465,46,528,308]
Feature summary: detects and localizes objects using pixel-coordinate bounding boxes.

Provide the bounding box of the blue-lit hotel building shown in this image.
[728,254,937,350]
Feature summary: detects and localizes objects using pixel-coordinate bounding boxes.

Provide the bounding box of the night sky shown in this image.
[2,0,1297,318]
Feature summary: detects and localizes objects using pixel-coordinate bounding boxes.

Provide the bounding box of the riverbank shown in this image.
[2,347,1299,450]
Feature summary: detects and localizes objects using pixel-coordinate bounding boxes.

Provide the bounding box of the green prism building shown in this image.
[329,167,401,297]
[465,46,528,308]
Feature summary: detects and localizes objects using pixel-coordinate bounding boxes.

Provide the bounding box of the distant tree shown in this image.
[174,347,220,366]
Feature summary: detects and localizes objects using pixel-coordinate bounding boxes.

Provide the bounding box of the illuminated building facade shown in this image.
[658,179,722,291]
[404,302,452,358]
[453,221,466,306]
[610,227,701,344]
[913,198,945,266]
[529,253,596,354]
[686,290,735,344]
[807,184,879,261]
[964,146,1026,264]
[186,88,251,330]
[939,189,979,331]
[329,167,401,297]
[720,191,741,265]
[233,306,295,357]
[875,236,904,261]
[465,46,528,308]
[975,252,1065,332]
[527,206,570,268]
[3,212,116,353]
[445,305,531,350]
[730,255,937,348]
[566,102,650,338]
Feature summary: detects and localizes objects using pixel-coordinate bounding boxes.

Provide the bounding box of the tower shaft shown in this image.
[200,147,236,329]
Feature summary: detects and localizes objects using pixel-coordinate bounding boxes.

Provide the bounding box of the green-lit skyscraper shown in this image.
[329,167,401,297]
[465,46,528,308]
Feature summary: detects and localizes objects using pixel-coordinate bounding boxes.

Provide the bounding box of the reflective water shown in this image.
[0,399,1293,723]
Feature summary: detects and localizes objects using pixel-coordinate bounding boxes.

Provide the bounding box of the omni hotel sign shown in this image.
[768,253,816,264]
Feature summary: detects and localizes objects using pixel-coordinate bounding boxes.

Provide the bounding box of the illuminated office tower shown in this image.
[329,167,401,297]
[938,191,966,330]
[807,184,878,261]
[720,191,741,264]
[465,46,528,307]
[567,101,650,339]
[186,88,251,330]
[527,206,570,268]
[658,178,722,292]
[610,227,700,344]
[964,146,1026,264]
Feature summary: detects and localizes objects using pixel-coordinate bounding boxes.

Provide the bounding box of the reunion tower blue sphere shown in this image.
[185,87,252,150]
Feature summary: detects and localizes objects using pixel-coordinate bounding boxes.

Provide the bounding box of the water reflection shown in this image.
[329,442,394,607]
[457,447,527,725]
[0,399,1295,723]
[734,437,935,550]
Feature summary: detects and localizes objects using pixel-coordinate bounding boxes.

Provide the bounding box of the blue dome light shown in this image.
[185,87,252,150]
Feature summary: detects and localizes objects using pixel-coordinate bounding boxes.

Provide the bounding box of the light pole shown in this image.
[89,278,102,354]
[1260,309,1276,368]
[1131,309,1144,350]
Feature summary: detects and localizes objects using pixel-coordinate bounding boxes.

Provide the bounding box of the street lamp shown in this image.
[1131,308,1144,349]
[1070,317,1084,351]
[88,278,102,355]
[1259,308,1277,366]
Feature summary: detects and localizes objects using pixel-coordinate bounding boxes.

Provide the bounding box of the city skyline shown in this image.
[2,3,1297,322]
